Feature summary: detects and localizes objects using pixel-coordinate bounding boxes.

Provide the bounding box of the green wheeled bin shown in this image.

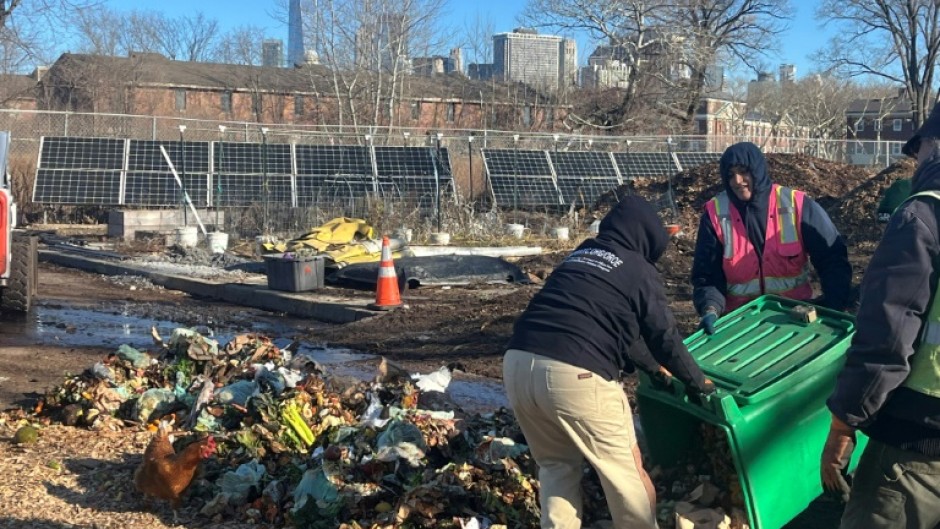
[637,295,868,529]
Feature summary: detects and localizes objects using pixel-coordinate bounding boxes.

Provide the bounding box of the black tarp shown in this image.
[326,254,530,290]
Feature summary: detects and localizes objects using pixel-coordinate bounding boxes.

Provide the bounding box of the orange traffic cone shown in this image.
[370,236,402,310]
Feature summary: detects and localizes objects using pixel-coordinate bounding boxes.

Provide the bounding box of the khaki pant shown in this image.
[841,439,940,529]
[503,349,657,529]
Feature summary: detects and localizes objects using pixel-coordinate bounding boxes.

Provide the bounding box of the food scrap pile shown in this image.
[3,327,621,528]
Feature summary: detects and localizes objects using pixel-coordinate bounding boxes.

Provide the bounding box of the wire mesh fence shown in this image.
[0,108,908,241]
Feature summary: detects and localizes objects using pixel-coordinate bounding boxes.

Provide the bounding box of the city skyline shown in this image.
[105,1,830,80]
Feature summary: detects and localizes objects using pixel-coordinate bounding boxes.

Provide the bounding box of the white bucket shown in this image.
[174,226,198,248]
[429,232,451,245]
[506,223,526,239]
[394,227,414,243]
[207,231,229,254]
[551,226,570,241]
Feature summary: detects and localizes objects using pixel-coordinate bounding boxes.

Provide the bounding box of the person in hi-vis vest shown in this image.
[822,104,940,529]
[690,141,852,334]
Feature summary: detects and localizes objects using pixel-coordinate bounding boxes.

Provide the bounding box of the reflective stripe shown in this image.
[765,270,810,292]
[923,321,940,346]
[378,265,397,278]
[728,278,762,297]
[714,194,734,259]
[777,186,799,244]
[728,270,809,297]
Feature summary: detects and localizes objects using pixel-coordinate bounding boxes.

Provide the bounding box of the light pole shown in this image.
[435,132,444,232]
[216,125,226,228]
[553,133,559,154]
[468,134,475,207]
[178,125,187,225]
[260,127,270,235]
[512,134,519,215]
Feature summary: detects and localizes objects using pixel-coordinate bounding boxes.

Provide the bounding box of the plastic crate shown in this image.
[637,295,868,529]
[263,254,324,292]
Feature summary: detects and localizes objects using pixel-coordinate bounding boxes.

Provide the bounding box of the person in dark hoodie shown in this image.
[690,141,851,334]
[821,104,940,529]
[503,195,712,529]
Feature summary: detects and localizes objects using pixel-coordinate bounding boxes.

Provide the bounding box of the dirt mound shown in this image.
[595,154,876,239]
[830,158,917,247]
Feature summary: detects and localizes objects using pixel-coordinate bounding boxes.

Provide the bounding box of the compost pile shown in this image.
[593,154,877,241]
[2,327,622,528]
[828,158,917,248]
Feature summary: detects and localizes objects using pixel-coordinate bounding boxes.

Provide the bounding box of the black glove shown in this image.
[686,378,716,405]
[699,309,719,335]
[650,367,674,392]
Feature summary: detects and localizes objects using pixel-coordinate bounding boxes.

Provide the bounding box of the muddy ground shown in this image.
[0,153,916,528]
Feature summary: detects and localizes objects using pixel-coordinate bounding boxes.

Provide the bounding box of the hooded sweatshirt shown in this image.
[507,196,708,391]
[829,107,940,455]
[690,142,851,314]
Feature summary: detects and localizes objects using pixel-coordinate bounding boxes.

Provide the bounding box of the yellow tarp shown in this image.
[263,217,375,253]
[262,218,403,267]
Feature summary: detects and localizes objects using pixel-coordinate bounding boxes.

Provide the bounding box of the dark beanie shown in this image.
[903,103,940,157]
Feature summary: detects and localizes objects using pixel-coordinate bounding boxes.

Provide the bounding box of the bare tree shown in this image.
[212,25,267,65]
[520,0,669,129]
[73,8,221,62]
[521,0,792,130]
[671,0,793,127]
[458,13,495,68]
[816,0,940,128]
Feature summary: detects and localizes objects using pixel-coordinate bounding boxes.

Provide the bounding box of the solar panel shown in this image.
[39,137,124,170]
[483,149,552,176]
[489,176,563,207]
[214,141,292,175]
[295,145,372,176]
[33,168,122,204]
[213,174,292,206]
[613,152,677,179]
[549,151,621,206]
[676,152,721,171]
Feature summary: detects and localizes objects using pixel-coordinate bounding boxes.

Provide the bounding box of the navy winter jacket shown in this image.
[507,196,708,391]
[828,144,940,455]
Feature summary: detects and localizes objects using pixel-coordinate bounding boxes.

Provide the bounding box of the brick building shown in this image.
[35,52,568,133]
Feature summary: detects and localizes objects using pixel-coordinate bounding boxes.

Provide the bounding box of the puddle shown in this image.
[0,301,509,414]
[0,303,321,349]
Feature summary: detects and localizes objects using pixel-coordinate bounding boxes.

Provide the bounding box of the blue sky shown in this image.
[105,0,829,79]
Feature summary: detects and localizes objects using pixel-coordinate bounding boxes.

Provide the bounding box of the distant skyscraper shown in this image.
[493,28,576,90]
[287,0,305,67]
[779,63,796,83]
[262,39,284,67]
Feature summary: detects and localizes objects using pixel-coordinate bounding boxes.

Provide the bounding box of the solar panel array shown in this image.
[34,137,454,208]
[482,149,721,208]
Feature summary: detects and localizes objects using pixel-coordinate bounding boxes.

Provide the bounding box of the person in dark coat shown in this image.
[822,104,940,529]
[691,142,851,334]
[503,195,712,529]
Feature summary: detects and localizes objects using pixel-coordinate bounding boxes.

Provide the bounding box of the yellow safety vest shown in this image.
[903,190,940,397]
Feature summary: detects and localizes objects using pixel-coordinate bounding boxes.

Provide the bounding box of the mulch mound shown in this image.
[829,158,917,247]
[594,153,882,241]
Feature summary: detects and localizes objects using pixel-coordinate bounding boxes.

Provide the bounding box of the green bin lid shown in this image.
[685,295,854,400]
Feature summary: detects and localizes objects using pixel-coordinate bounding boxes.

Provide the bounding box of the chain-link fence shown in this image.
[0,108,906,241]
